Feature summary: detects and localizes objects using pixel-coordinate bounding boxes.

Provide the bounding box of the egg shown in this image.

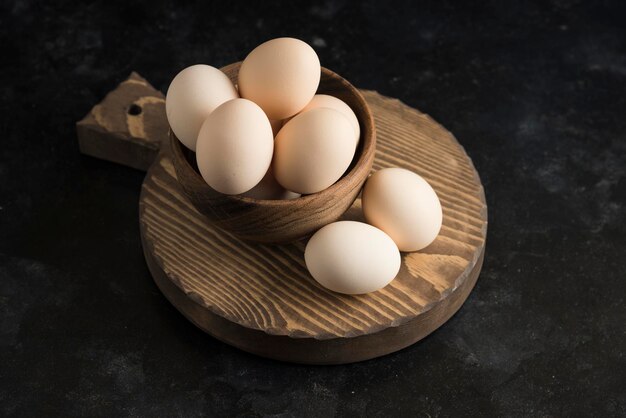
[166,64,238,151]
[299,94,360,148]
[238,38,321,120]
[305,221,401,295]
[362,168,442,252]
[196,98,273,195]
[273,108,355,194]
[241,168,300,200]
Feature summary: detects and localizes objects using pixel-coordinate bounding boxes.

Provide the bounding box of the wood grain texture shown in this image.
[170,62,376,243]
[139,90,488,363]
[76,72,167,171]
[144,236,484,364]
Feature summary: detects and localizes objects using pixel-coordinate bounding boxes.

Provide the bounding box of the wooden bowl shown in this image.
[170,62,376,243]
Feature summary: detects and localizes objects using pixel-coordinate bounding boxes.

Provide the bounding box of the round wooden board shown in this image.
[139,90,487,365]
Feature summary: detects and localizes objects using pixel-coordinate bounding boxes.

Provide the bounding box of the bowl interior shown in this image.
[175,62,375,204]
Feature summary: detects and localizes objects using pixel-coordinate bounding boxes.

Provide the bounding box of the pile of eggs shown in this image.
[166,38,443,296]
[307,167,442,294]
[166,37,360,199]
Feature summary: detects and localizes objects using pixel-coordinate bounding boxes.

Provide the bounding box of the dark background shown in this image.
[1,0,625,416]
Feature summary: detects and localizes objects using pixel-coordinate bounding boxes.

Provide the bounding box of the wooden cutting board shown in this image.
[77,72,487,364]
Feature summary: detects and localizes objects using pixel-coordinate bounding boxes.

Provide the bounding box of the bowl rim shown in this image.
[170,62,376,207]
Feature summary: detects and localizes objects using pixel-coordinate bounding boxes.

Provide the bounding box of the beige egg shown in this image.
[362,168,442,252]
[166,64,238,151]
[273,108,355,194]
[196,99,273,195]
[305,221,401,295]
[238,38,321,120]
[300,94,360,148]
[241,168,300,200]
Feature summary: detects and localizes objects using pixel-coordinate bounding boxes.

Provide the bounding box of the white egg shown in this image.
[166,65,238,151]
[362,168,442,252]
[196,99,273,195]
[305,221,401,295]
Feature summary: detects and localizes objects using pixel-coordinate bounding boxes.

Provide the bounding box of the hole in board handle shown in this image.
[128,104,142,115]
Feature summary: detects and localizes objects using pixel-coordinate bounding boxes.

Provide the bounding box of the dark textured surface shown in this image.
[1,0,625,416]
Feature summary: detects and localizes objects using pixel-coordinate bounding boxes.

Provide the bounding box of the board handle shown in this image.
[76,72,168,171]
